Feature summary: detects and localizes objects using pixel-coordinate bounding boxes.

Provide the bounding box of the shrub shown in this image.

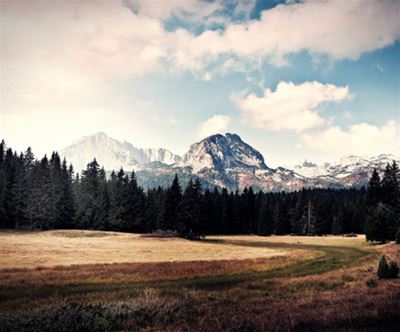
[378,256,390,279]
[388,262,399,278]
[366,278,377,288]
[377,256,399,279]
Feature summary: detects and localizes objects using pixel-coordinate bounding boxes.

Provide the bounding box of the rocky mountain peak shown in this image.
[180,133,267,173]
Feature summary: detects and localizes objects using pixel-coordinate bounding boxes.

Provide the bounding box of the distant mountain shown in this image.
[61,132,399,191]
[293,153,399,188]
[60,132,181,172]
[137,133,309,191]
[179,133,267,172]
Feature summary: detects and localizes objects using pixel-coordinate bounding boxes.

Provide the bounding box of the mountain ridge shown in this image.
[60,132,399,191]
[60,132,181,172]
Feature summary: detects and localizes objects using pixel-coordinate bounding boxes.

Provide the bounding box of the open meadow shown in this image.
[1,230,399,331]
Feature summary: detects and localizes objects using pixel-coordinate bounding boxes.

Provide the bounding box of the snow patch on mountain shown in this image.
[292,153,400,185]
[60,132,181,172]
[61,131,398,191]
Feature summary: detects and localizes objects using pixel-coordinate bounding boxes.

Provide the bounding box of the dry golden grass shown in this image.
[209,234,367,247]
[0,230,288,269]
[1,230,399,331]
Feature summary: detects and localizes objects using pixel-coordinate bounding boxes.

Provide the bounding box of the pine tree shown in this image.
[26,156,57,229]
[14,148,37,229]
[381,162,400,207]
[367,169,382,209]
[97,167,110,230]
[220,187,231,234]
[58,160,76,228]
[381,161,400,233]
[49,152,64,228]
[125,171,145,232]
[109,169,131,231]
[177,178,205,238]
[303,200,316,235]
[289,190,307,235]
[257,199,273,236]
[157,174,182,230]
[2,148,18,228]
[365,202,397,242]
[0,141,5,226]
[75,159,103,229]
[143,188,160,232]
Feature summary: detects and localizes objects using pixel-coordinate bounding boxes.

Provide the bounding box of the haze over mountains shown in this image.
[60,132,399,191]
[61,132,181,172]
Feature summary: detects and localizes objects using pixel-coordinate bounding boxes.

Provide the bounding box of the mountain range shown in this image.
[60,132,399,191]
[61,132,181,172]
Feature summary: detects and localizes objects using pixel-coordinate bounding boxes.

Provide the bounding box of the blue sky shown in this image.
[1,0,399,167]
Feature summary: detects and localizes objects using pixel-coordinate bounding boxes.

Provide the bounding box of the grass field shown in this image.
[0,230,286,268]
[1,230,399,331]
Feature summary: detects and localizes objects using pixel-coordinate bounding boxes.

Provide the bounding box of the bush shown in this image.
[377,256,399,279]
[366,278,378,288]
[389,262,399,278]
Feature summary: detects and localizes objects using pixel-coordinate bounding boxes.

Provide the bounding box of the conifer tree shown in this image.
[2,148,18,228]
[365,202,397,242]
[302,200,316,235]
[75,159,103,229]
[59,160,76,228]
[367,169,382,209]
[143,188,160,232]
[96,167,110,230]
[26,156,57,229]
[157,174,182,230]
[109,169,130,230]
[257,199,273,236]
[177,178,205,238]
[0,141,5,226]
[381,162,400,207]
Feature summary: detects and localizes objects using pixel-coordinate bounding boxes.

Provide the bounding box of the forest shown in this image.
[0,140,399,242]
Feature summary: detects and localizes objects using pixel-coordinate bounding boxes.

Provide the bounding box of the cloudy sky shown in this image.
[1,0,399,167]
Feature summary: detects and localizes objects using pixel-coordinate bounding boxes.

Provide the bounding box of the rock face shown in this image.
[60,132,181,172]
[140,133,309,191]
[61,132,399,191]
[179,133,267,172]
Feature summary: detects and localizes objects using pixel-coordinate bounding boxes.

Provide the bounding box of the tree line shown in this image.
[0,141,399,241]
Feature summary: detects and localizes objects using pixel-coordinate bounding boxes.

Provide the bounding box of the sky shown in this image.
[1,0,399,167]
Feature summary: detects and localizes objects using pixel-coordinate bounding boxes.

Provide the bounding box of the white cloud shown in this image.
[2,0,399,104]
[125,0,222,22]
[171,0,400,72]
[201,72,212,81]
[299,121,400,157]
[2,0,399,157]
[197,115,231,139]
[233,81,351,132]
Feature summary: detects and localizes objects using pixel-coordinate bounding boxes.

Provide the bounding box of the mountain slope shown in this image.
[61,132,399,191]
[138,133,308,191]
[60,132,181,172]
[293,153,399,187]
[179,133,267,172]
